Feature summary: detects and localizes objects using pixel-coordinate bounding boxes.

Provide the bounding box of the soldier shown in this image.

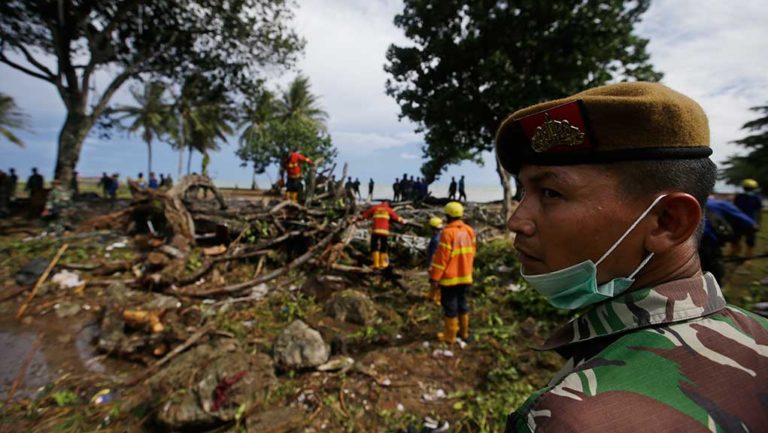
[358,200,408,270]
[495,82,768,431]
[0,170,9,217]
[429,202,476,343]
[42,179,71,221]
[392,177,400,202]
[458,175,467,202]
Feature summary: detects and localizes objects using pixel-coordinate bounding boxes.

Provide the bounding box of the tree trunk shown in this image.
[187,146,193,175]
[147,140,153,175]
[495,156,513,224]
[54,111,93,188]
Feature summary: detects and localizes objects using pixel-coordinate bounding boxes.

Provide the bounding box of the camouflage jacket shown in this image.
[44,187,71,211]
[506,273,768,433]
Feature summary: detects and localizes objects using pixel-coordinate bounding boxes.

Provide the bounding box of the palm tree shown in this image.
[169,76,233,176]
[0,93,27,146]
[277,75,328,129]
[112,82,172,174]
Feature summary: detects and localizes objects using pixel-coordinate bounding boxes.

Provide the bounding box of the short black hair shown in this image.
[606,158,716,207]
[605,158,717,242]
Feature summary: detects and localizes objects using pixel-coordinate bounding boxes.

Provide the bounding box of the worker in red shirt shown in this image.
[281,151,314,202]
[429,201,476,344]
[359,201,408,269]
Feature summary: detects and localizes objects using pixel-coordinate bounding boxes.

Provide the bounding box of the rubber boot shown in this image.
[285,191,292,201]
[293,192,300,203]
[458,313,470,341]
[371,251,381,269]
[380,252,390,268]
[437,317,459,344]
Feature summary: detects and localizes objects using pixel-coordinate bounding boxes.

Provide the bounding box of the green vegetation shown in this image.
[721,103,768,187]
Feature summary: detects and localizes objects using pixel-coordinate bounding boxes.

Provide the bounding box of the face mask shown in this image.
[521,194,667,310]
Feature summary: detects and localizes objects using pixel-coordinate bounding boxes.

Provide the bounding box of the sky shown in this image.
[2,0,768,198]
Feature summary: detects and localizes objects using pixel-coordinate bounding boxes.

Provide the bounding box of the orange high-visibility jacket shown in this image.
[360,203,404,236]
[430,219,476,286]
[285,152,313,179]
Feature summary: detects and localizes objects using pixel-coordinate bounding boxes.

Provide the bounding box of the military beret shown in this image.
[495,82,712,174]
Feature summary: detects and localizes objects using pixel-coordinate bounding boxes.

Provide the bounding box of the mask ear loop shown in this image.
[595,194,668,267]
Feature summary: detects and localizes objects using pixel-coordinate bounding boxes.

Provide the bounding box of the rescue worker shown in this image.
[429,202,476,344]
[495,82,768,431]
[731,178,763,258]
[359,201,408,269]
[425,216,444,305]
[282,151,314,202]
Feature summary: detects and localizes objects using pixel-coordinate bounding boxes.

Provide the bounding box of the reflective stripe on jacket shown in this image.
[361,203,403,236]
[430,219,476,286]
[285,152,313,178]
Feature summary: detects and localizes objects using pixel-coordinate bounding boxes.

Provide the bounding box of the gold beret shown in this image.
[495,82,712,174]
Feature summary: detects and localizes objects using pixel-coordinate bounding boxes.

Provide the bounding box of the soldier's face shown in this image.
[508,164,652,282]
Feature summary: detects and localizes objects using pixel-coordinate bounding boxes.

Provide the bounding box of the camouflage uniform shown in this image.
[506,273,768,432]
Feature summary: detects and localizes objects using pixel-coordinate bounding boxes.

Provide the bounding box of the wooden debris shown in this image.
[16,243,69,321]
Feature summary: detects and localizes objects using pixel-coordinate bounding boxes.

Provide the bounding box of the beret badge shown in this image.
[531,113,585,153]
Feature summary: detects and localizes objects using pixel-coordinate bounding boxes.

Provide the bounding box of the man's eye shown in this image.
[541,188,562,199]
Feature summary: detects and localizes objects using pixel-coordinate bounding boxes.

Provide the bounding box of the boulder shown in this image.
[324,289,378,326]
[273,320,329,369]
[150,340,277,429]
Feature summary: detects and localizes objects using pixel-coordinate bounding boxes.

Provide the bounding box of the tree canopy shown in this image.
[237,76,335,178]
[0,0,304,184]
[385,0,662,211]
[720,104,768,188]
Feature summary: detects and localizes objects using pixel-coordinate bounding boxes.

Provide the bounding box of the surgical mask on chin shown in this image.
[521,194,667,310]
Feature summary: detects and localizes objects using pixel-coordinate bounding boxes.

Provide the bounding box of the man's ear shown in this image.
[644,193,702,253]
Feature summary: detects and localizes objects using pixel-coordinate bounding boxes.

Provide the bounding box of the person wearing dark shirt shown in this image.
[458,175,467,201]
[731,179,763,258]
[700,198,757,283]
[97,172,110,198]
[353,177,362,199]
[25,168,44,196]
[8,168,18,201]
[148,172,159,189]
[448,177,457,200]
[368,178,374,201]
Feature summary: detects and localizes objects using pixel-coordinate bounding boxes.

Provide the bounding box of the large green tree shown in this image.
[237,76,335,184]
[721,104,768,188]
[0,0,303,186]
[385,0,662,215]
[0,93,27,146]
[112,81,173,174]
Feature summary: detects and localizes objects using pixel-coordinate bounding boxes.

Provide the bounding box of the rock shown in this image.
[301,274,348,302]
[144,293,182,311]
[324,289,378,326]
[51,270,84,290]
[146,252,170,268]
[55,302,81,318]
[273,320,329,369]
[14,258,49,286]
[246,407,306,433]
[159,244,186,259]
[150,341,277,429]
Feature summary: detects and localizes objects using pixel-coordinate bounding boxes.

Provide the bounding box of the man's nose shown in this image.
[507,204,535,237]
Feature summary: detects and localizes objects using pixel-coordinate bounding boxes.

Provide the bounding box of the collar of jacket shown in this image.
[445,219,466,229]
[537,272,726,351]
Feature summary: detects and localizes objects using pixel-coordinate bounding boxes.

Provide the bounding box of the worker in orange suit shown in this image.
[359,201,408,270]
[282,151,314,202]
[429,201,476,344]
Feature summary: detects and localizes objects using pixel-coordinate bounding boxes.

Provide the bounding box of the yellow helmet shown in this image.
[742,179,759,190]
[444,201,464,218]
[429,216,444,229]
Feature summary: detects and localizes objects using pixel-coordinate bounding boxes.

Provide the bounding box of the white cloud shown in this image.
[333,130,418,155]
[399,152,418,160]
